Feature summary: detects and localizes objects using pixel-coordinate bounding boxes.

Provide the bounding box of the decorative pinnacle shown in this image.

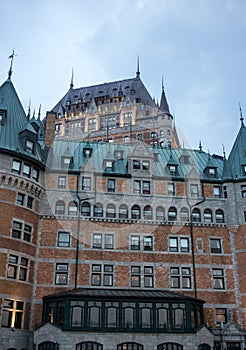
[239,102,244,126]
[8,49,17,79]
[199,141,202,151]
[70,68,74,90]
[136,55,140,79]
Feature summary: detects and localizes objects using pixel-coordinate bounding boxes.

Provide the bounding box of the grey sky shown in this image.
[1,0,246,155]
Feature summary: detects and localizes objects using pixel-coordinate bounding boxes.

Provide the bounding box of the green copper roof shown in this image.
[0,78,43,162]
[228,122,246,180]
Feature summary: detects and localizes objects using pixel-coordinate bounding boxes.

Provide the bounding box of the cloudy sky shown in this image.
[1,0,246,155]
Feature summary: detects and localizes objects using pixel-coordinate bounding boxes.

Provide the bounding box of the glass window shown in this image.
[76,342,103,350]
[55,263,68,285]
[105,234,114,249]
[119,204,128,219]
[213,186,221,198]
[133,180,141,194]
[23,164,31,178]
[131,236,140,250]
[210,238,222,254]
[81,202,91,216]
[94,203,103,217]
[82,177,91,191]
[106,204,116,218]
[169,165,177,176]
[204,209,213,223]
[58,176,66,189]
[93,234,102,249]
[192,208,201,222]
[241,185,246,198]
[32,168,39,181]
[143,236,153,251]
[180,207,189,222]
[168,183,175,196]
[55,200,65,215]
[26,140,34,153]
[12,221,32,242]
[133,160,141,170]
[12,160,21,174]
[169,237,178,252]
[168,207,177,221]
[27,196,34,209]
[16,193,25,206]
[68,201,78,216]
[131,205,141,220]
[144,266,154,287]
[58,232,70,247]
[216,308,227,326]
[142,160,149,170]
[131,266,141,287]
[143,205,153,220]
[215,209,224,223]
[170,267,191,289]
[212,269,225,289]
[143,181,150,194]
[91,264,113,286]
[117,343,143,350]
[190,184,199,197]
[156,206,165,221]
[7,255,28,281]
[2,299,24,329]
[107,179,115,192]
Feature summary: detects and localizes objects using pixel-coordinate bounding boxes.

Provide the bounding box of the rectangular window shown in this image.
[12,220,32,242]
[212,269,225,289]
[144,266,154,287]
[169,237,189,253]
[82,177,91,191]
[133,160,141,170]
[213,186,221,198]
[190,184,199,197]
[143,236,153,251]
[55,263,68,285]
[210,238,222,254]
[131,236,140,250]
[143,181,150,194]
[2,299,24,329]
[26,140,34,153]
[58,232,70,247]
[104,234,114,249]
[133,180,141,194]
[23,163,31,178]
[58,176,66,189]
[170,267,191,289]
[169,165,177,176]
[107,179,115,192]
[16,193,25,206]
[131,266,141,287]
[216,308,227,326]
[93,234,102,249]
[7,255,28,281]
[131,266,154,288]
[241,185,246,198]
[142,161,150,170]
[168,183,175,196]
[32,168,39,181]
[27,196,34,209]
[12,160,21,174]
[91,264,113,286]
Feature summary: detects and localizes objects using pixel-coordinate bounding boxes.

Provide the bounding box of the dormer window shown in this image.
[142,161,149,170]
[208,168,217,178]
[62,157,73,167]
[242,165,246,176]
[26,140,34,154]
[168,165,178,176]
[0,109,7,125]
[104,160,113,171]
[133,160,141,170]
[83,147,93,158]
[151,132,157,139]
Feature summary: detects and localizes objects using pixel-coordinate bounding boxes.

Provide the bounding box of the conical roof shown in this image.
[160,80,171,115]
[228,121,246,179]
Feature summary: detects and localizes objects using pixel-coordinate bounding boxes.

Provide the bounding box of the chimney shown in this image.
[44,112,56,147]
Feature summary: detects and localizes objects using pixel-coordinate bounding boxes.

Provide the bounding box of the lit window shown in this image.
[55,263,68,285]
[58,232,70,247]
[7,255,28,281]
[58,176,66,189]
[215,308,227,326]
[212,269,225,289]
[2,299,24,329]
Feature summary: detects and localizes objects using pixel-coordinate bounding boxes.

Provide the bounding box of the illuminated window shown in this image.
[1,299,24,329]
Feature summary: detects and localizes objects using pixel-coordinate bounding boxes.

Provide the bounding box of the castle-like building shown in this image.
[0,60,246,350]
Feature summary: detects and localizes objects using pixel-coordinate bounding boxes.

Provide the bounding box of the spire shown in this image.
[70,68,74,90]
[136,55,140,79]
[159,76,171,115]
[239,102,244,127]
[8,49,16,80]
[222,144,226,159]
[199,141,202,151]
[27,100,31,120]
[38,105,41,121]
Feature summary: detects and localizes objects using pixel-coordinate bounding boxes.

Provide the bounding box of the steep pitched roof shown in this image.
[160,81,171,115]
[228,121,246,180]
[52,77,157,113]
[0,78,43,162]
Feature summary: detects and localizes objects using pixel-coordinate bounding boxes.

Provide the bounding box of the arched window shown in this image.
[131,205,141,220]
[156,206,165,221]
[55,200,65,215]
[94,203,103,217]
[117,343,143,350]
[70,300,85,327]
[119,204,128,219]
[168,207,177,221]
[81,202,91,216]
[180,207,189,222]
[144,205,153,220]
[76,342,103,350]
[215,209,224,223]
[38,342,56,350]
[172,303,186,329]
[157,343,183,350]
[199,344,211,350]
[156,303,169,329]
[204,209,213,223]
[192,208,201,222]
[68,201,78,216]
[106,204,116,218]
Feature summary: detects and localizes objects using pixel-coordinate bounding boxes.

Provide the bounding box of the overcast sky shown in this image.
[1,0,246,155]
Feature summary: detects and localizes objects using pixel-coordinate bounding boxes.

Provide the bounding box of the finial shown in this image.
[239,102,244,126]
[27,100,31,119]
[136,55,140,79]
[199,141,202,151]
[8,49,17,80]
[162,75,164,92]
[222,144,226,159]
[70,68,74,90]
[33,110,36,119]
[38,105,41,121]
